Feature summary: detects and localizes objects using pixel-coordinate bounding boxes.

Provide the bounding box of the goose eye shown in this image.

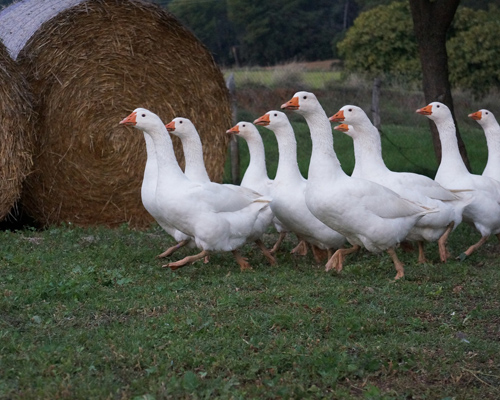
[486,112,489,115]
[179,120,183,124]
[303,96,307,100]
[141,114,146,117]
[348,108,352,112]
[242,124,246,127]
[436,105,440,108]
[274,113,278,117]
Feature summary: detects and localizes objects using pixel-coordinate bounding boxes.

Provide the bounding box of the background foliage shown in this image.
[447,6,500,96]
[2,0,500,94]
[337,2,500,95]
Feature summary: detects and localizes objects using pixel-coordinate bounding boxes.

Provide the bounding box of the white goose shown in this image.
[226,121,297,254]
[253,111,346,261]
[282,91,433,279]
[330,105,469,263]
[468,109,500,181]
[417,102,500,258]
[120,108,274,270]
[165,116,276,266]
[128,122,194,258]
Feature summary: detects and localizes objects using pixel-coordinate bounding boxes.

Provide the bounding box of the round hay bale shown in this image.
[0,40,35,222]
[0,0,231,228]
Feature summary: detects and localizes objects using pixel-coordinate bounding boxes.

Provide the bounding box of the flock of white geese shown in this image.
[119,91,500,280]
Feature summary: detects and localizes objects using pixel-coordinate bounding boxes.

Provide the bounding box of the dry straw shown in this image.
[0,40,35,222]
[1,0,231,228]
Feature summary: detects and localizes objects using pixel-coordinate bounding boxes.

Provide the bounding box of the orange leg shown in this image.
[157,239,191,258]
[311,245,328,263]
[291,240,308,256]
[270,232,287,254]
[387,248,405,280]
[325,245,360,273]
[163,250,209,270]
[233,250,252,271]
[437,222,454,263]
[417,241,427,264]
[458,235,490,260]
[255,239,277,266]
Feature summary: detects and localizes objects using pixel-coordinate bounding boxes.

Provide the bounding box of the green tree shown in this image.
[227,0,348,65]
[337,1,420,81]
[447,6,500,97]
[167,0,235,66]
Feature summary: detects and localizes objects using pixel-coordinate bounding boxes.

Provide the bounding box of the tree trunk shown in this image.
[409,0,471,170]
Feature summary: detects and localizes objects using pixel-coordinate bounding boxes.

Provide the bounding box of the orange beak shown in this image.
[334,123,349,133]
[329,110,344,122]
[468,111,482,121]
[165,121,175,132]
[254,114,270,126]
[226,125,240,134]
[416,105,433,115]
[120,111,137,126]
[281,96,299,110]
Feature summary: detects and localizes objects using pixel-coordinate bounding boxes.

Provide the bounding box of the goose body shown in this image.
[282,92,432,279]
[121,109,274,270]
[331,105,469,263]
[469,109,500,181]
[417,102,500,258]
[165,117,276,266]
[253,111,346,254]
[136,129,194,257]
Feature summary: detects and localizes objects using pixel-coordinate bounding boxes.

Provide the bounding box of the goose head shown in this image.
[468,109,497,129]
[226,122,259,140]
[120,108,163,132]
[416,102,452,123]
[333,123,357,138]
[165,117,197,139]
[281,91,319,115]
[330,105,369,126]
[254,110,291,132]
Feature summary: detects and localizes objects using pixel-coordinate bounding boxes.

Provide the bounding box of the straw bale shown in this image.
[0,40,35,221]
[0,0,231,228]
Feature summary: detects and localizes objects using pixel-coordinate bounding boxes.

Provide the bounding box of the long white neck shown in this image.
[242,134,269,182]
[483,121,500,174]
[146,124,186,185]
[301,107,345,181]
[143,132,158,181]
[179,133,210,182]
[351,121,388,178]
[434,117,470,176]
[273,123,303,181]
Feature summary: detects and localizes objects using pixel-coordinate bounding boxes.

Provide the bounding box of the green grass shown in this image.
[3,71,500,398]
[224,67,342,90]
[1,223,500,399]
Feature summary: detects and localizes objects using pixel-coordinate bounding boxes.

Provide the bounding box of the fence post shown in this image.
[226,73,240,184]
[371,76,382,131]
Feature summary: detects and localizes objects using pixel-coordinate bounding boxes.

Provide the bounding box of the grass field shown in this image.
[1,223,500,399]
[2,68,500,399]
